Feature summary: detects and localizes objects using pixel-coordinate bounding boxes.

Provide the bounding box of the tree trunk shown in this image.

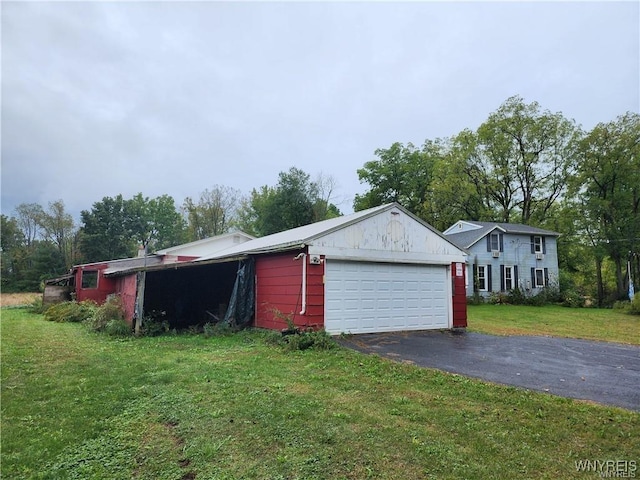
[595,255,604,307]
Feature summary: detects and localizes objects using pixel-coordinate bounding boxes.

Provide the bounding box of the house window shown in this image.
[533,236,543,253]
[504,266,515,290]
[534,268,545,288]
[477,265,488,291]
[81,270,98,289]
[490,233,500,251]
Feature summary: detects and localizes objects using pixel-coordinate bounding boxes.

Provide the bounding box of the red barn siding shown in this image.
[255,252,325,331]
[116,274,137,325]
[74,264,117,304]
[452,262,467,328]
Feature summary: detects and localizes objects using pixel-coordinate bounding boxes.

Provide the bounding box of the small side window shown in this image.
[534,268,545,288]
[533,236,543,253]
[81,270,98,289]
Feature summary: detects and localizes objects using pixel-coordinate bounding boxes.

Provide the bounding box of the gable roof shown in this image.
[155,231,254,256]
[444,221,560,250]
[197,203,463,262]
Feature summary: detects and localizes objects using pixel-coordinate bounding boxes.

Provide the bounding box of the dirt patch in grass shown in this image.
[1,292,40,307]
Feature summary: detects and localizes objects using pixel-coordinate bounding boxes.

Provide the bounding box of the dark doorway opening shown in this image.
[143,262,238,329]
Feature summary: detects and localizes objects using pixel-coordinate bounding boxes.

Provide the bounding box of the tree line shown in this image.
[1,168,340,292]
[2,96,638,306]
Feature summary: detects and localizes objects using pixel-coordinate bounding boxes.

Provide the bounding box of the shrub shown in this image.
[281,329,336,352]
[85,296,128,335]
[629,293,640,315]
[203,321,233,337]
[467,292,484,305]
[104,318,132,337]
[27,297,47,314]
[140,311,170,336]
[45,301,97,323]
[561,290,584,308]
[613,300,630,312]
[488,292,509,305]
[507,288,527,305]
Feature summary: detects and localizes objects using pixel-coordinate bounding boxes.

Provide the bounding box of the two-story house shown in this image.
[443,221,560,298]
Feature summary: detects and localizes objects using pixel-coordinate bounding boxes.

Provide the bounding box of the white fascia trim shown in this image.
[308,245,467,265]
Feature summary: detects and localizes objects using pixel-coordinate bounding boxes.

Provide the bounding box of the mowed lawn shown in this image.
[2,309,638,480]
[467,304,640,345]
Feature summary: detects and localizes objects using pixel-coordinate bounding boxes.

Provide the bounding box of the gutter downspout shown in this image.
[294,252,307,315]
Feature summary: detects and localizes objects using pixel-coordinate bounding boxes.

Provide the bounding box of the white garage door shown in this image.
[324,260,450,334]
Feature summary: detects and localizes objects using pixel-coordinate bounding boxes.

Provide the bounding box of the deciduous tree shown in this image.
[472,96,579,224]
[182,185,242,240]
[571,112,640,302]
[38,200,78,268]
[80,195,131,262]
[238,167,341,237]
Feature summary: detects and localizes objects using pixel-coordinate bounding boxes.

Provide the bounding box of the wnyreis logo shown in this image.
[575,460,637,477]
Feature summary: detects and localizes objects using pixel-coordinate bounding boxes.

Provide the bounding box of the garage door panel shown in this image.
[325,261,449,334]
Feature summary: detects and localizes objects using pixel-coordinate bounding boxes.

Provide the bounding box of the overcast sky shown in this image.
[2,1,638,220]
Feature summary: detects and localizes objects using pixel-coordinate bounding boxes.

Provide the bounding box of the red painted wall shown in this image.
[255,252,325,331]
[74,264,117,304]
[452,262,467,328]
[115,274,138,325]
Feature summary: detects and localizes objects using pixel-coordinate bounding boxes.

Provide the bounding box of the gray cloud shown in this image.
[2,1,638,219]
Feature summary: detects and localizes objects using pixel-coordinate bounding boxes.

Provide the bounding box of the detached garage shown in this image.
[196,203,468,335]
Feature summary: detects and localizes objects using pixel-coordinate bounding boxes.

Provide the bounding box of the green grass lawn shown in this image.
[2,308,638,479]
[467,304,640,345]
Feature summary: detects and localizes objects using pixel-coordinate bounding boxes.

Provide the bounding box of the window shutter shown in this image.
[542,237,547,254]
[499,234,504,252]
[544,268,549,286]
[531,267,535,286]
[487,265,493,292]
[500,265,505,291]
[530,236,535,254]
[514,265,519,290]
[473,264,478,292]
[487,235,492,252]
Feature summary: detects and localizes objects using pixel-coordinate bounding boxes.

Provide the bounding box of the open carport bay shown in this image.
[339,331,640,411]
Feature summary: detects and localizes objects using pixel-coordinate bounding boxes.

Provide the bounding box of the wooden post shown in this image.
[134,271,146,335]
[134,244,148,335]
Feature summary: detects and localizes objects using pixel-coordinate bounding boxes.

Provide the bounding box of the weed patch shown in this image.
[44,300,97,323]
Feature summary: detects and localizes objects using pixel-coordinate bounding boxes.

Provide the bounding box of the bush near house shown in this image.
[84,296,131,336]
[44,300,97,323]
[614,293,640,315]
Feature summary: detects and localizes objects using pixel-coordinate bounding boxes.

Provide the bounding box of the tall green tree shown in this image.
[22,241,66,291]
[462,96,579,224]
[1,215,26,291]
[428,135,494,229]
[125,193,186,252]
[80,195,131,262]
[238,167,340,237]
[354,142,436,219]
[182,185,242,241]
[312,173,342,222]
[571,112,640,302]
[38,200,78,269]
[80,194,186,262]
[14,203,44,248]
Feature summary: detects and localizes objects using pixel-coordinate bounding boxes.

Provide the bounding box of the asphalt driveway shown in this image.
[338,330,640,411]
